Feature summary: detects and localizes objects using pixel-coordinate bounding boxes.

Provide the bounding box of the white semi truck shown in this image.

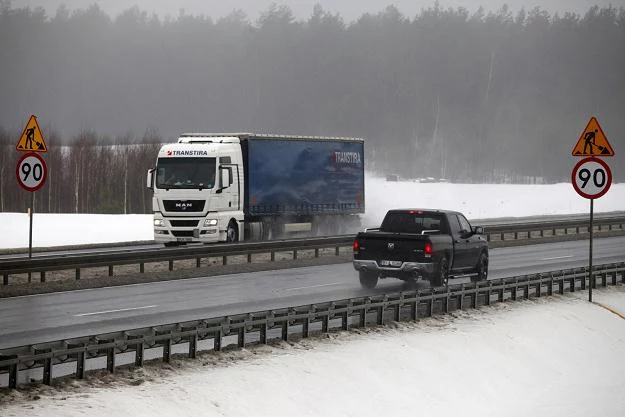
[146,133,365,246]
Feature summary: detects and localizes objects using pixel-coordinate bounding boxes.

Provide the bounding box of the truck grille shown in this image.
[171,230,195,237]
[170,220,199,227]
[163,200,205,212]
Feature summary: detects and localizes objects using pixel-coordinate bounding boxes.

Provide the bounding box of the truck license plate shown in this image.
[177,237,192,242]
[380,260,402,267]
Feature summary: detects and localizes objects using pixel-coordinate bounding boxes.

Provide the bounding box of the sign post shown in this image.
[15,115,49,262]
[571,116,614,302]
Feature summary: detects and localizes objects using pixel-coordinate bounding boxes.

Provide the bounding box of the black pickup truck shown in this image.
[353,209,488,288]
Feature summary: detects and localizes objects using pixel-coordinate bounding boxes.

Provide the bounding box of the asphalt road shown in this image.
[1,236,624,350]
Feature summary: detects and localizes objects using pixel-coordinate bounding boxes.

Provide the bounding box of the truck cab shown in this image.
[146,135,244,245]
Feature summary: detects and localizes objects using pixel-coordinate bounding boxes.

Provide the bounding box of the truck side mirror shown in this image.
[146,168,154,190]
[473,226,484,235]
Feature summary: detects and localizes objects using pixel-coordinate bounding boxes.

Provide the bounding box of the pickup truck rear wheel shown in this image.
[473,252,488,282]
[359,270,378,289]
[431,257,449,287]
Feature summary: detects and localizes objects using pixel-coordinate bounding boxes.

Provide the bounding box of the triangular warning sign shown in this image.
[16,115,47,152]
[572,116,614,157]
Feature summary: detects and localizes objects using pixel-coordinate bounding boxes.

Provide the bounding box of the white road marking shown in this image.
[541,255,574,261]
[282,282,342,292]
[74,305,158,317]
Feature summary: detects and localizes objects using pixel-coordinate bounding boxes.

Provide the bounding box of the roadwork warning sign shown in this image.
[572,116,614,157]
[16,115,47,152]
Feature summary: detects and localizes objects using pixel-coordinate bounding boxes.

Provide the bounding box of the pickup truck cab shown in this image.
[353,209,488,289]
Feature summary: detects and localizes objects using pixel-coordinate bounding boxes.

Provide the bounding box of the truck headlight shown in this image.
[154,219,165,227]
[204,219,218,227]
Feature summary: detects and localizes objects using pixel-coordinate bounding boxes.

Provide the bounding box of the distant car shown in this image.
[386,174,399,182]
[353,209,489,288]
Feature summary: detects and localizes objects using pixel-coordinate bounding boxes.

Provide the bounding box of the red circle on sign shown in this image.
[571,157,612,199]
[16,152,48,192]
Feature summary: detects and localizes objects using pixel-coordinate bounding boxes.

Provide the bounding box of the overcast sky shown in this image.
[11,0,624,22]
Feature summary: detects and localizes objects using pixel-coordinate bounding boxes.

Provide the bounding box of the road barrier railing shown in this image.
[1,215,624,286]
[1,262,623,389]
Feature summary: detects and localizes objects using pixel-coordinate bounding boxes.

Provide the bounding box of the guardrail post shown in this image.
[141,262,145,273]
[214,331,222,351]
[3,273,7,285]
[458,286,465,310]
[410,292,419,321]
[271,251,275,262]
[315,248,319,258]
[163,338,171,363]
[484,282,491,306]
[66,340,86,379]
[75,268,80,280]
[260,323,267,344]
[40,271,45,283]
[282,319,289,341]
[222,256,227,266]
[511,281,517,301]
[135,341,144,366]
[360,300,369,327]
[96,339,115,373]
[247,254,252,263]
[343,309,350,331]
[1,355,18,389]
[322,312,329,333]
[238,327,246,347]
[547,275,553,296]
[108,265,113,276]
[189,333,198,358]
[169,260,174,271]
[335,246,340,256]
[393,298,400,322]
[303,314,310,338]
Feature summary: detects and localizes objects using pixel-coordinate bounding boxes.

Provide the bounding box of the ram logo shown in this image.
[175,202,193,210]
[387,242,395,250]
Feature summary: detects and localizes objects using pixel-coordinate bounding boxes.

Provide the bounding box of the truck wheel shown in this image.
[473,252,488,282]
[226,220,238,243]
[359,270,378,289]
[431,257,449,287]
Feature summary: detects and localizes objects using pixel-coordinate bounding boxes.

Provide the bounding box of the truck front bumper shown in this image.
[353,260,435,276]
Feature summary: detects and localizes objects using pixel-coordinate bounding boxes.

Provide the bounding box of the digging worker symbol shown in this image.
[23,126,44,150]
[583,129,598,155]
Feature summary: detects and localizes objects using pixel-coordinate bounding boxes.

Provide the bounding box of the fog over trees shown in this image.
[1,1,624,213]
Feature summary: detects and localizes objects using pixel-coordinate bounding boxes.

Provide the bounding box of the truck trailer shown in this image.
[146,133,365,245]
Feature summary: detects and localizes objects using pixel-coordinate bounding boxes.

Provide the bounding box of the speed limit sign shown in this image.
[16,152,48,192]
[571,157,612,199]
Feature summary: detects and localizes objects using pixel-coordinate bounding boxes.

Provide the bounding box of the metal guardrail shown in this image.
[1,262,623,389]
[1,216,624,285]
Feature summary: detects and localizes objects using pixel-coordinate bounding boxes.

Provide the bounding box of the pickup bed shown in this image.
[353,209,488,288]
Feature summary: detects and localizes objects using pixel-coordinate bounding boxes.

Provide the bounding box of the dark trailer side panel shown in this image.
[241,136,364,217]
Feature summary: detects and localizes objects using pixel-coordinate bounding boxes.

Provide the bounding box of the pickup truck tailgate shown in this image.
[354,232,430,263]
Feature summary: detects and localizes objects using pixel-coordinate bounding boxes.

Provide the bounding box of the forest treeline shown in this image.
[1,2,624,213]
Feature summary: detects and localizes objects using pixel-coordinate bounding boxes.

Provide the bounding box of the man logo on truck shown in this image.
[175,202,193,210]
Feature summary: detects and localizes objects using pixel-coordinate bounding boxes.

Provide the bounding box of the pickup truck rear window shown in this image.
[380,212,448,234]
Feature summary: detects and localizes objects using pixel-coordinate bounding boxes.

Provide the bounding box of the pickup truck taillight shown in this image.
[353,239,360,252]
[424,242,433,256]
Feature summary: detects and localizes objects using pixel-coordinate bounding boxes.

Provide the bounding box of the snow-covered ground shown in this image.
[2,178,624,416]
[2,177,624,249]
[2,288,625,417]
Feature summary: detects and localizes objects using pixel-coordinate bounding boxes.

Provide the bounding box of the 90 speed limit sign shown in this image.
[571,157,612,199]
[16,152,48,192]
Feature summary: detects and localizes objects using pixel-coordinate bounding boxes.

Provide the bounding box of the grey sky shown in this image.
[11,0,624,22]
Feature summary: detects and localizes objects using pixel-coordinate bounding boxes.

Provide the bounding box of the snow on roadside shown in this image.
[2,286,624,417]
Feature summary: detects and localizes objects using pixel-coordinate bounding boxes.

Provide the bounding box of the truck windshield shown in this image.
[380,212,447,234]
[155,157,216,189]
